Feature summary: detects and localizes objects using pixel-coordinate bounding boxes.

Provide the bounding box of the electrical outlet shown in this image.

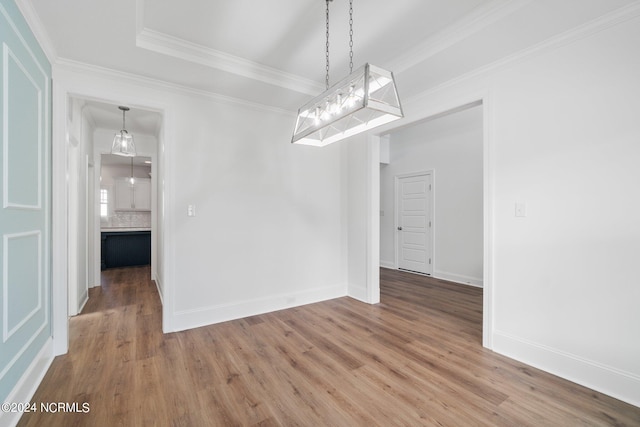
[187,204,196,217]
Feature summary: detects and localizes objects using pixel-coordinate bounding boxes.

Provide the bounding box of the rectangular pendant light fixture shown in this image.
[292,63,403,146]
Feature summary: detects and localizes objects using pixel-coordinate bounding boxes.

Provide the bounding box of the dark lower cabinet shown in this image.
[101,231,151,269]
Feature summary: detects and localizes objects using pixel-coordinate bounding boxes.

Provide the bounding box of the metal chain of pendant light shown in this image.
[349,0,354,74]
[324,0,354,90]
[292,0,403,147]
[325,0,330,90]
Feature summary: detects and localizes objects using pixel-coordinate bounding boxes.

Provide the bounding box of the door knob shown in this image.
[397,226,403,231]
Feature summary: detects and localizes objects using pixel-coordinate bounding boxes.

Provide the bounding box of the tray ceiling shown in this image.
[26,0,637,115]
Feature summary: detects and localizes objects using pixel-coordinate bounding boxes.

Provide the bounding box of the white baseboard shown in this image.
[170,284,347,332]
[77,293,89,314]
[347,284,368,303]
[379,260,395,270]
[0,338,54,427]
[493,331,640,408]
[381,265,483,288]
[152,273,164,305]
[433,270,483,288]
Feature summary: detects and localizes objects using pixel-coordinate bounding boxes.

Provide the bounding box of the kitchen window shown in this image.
[100,188,109,218]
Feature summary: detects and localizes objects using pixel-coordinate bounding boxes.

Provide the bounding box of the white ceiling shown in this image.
[27,0,501,110]
[82,99,162,137]
[25,0,637,133]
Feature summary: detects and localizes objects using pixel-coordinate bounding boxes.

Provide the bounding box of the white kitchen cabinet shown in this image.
[133,179,151,210]
[114,179,132,210]
[114,177,151,211]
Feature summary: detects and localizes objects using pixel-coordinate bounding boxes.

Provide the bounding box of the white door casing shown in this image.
[395,172,433,275]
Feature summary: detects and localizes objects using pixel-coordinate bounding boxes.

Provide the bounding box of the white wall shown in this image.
[489,14,640,405]
[380,106,483,286]
[347,134,380,304]
[169,94,346,330]
[53,62,348,335]
[347,135,369,301]
[356,10,640,407]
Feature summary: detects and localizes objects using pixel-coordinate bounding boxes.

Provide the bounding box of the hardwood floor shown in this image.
[18,267,640,426]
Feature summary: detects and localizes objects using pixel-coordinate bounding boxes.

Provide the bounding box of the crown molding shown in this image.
[132,0,524,99]
[12,0,57,62]
[55,58,295,117]
[135,27,324,97]
[404,0,640,105]
[135,0,322,97]
[389,0,532,74]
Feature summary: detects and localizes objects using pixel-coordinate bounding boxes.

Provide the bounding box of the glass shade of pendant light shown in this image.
[292,0,403,146]
[111,106,136,157]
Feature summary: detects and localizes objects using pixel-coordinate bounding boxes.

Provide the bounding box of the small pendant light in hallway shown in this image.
[111,106,137,157]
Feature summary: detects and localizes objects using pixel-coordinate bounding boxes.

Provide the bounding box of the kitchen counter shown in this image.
[101,227,151,232]
[101,230,151,269]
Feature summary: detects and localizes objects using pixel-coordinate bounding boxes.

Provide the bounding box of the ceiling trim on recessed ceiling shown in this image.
[135,27,324,97]
[389,0,532,74]
[56,58,296,117]
[402,0,640,107]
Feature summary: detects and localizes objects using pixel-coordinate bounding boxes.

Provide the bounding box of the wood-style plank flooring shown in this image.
[18,266,640,426]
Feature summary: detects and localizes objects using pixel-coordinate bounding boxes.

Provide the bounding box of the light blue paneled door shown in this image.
[0,0,51,402]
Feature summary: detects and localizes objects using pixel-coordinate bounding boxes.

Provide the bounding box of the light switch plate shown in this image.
[515,202,526,217]
[187,204,196,217]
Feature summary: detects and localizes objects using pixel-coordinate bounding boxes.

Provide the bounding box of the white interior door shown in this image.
[396,173,432,274]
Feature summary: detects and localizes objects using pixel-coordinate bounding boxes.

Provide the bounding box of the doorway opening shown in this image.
[65,96,162,318]
[100,154,152,270]
[378,102,484,338]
